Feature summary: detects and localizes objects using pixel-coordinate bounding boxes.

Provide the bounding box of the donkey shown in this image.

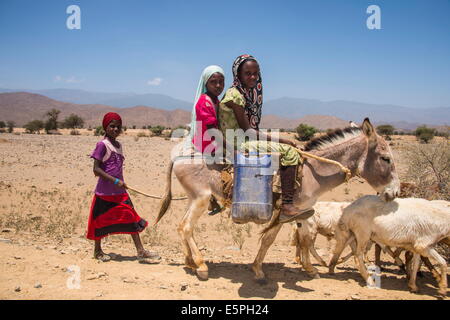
[156,118,400,282]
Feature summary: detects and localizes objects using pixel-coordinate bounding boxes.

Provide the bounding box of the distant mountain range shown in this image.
[0,88,192,110]
[0,88,448,130]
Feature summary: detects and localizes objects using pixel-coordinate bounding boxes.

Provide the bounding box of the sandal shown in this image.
[137,250,161,263]
[94,252,112,262]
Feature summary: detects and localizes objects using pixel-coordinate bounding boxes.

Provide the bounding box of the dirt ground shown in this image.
[0,129,447,300]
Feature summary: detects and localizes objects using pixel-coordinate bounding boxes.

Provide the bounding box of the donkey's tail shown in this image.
[154,159,174,225]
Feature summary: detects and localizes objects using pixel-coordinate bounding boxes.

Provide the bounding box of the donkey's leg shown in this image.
[252,223,283,284]
[177,201,197,270]
[178,194,210,280]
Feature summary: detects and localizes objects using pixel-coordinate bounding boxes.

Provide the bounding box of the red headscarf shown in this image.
[102,112,122,130]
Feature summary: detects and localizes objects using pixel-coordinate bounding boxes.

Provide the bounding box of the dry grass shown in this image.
[0,185,86,242]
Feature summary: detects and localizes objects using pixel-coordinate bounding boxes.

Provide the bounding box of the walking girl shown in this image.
[86,112,160,262]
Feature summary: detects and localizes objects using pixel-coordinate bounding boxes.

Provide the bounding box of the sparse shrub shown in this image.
[70,129,80,135]
[230,224,252,250]
[6,121,15,133]
[415,125,436,144]
[24,120,44,134]
[94,126,105,136]
[295,123,317,141]
[132,125,136,129]
[404,141,449,200]
[0,121,5,129]
[149,125,165,137]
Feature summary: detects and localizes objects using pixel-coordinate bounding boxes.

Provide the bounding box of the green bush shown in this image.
[376,124,395,138]
[94,126,105,136]
[295,123,317,141]
[415,125,436,144]
[24,120,44,134]
[149,125,166,136]
[62,114,84,129]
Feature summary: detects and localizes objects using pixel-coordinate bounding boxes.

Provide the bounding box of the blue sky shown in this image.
[0,0,449,108]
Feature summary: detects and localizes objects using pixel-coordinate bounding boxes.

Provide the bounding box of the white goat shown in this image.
[291,201,405,272]
[328,195,450,296]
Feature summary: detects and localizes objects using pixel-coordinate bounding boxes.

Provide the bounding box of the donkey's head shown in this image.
[358,118,400,201]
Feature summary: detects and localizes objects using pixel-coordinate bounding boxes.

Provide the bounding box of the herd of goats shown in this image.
[289,196,449,297]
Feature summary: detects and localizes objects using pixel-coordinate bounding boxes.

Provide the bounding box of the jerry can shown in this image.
[232,153,273,224]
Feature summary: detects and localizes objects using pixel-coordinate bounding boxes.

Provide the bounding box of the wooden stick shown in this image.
[126,185,187,200]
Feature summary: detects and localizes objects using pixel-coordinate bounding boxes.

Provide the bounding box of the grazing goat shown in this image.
[328,195,450,296]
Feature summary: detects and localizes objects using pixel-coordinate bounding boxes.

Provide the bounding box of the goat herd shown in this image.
[290,196,449,297]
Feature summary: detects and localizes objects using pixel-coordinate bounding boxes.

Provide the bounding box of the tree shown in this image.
[6,121,15,133]
[62,114,84,129]
[44,109,61,133]
[295,123,317,141]
[0,121,5,128]
[376,124,395,139]
[149,125,166,136]
[24,120,44,134]
[415,125,436,144]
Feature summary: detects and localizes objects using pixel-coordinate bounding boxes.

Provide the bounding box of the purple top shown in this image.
[90,138,127,195]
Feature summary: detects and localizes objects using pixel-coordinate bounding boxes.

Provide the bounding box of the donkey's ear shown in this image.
[362,118,376,142]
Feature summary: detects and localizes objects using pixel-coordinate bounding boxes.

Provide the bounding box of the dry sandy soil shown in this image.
[0,129,447,300]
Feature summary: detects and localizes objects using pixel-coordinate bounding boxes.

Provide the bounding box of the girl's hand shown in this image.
[117,180,127,189]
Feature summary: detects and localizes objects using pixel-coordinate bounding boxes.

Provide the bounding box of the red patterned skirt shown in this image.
[86,193,148,241]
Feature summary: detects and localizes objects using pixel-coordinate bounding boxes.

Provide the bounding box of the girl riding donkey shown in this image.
[218,54,314,223]
[188,65,229,215]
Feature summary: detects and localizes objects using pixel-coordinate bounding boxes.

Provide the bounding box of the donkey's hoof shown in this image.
[255,278,268,285]
[409,286,420,294]
[196,270,209,281]
[437,289,447,298]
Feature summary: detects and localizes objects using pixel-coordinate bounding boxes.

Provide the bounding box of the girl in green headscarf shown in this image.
[218,54,314,223]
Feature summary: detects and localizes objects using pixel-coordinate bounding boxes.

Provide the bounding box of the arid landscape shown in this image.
[0,128,448,300]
